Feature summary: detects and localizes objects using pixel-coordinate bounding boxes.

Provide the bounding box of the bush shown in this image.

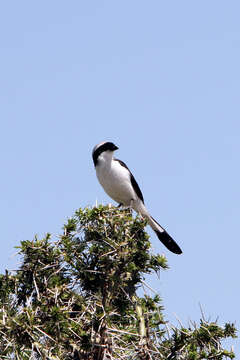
[0,206,237,359]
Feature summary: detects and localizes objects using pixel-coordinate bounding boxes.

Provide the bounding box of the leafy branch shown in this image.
[0,205,237,359]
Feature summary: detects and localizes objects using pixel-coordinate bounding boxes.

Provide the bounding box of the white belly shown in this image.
[96,160,136,206]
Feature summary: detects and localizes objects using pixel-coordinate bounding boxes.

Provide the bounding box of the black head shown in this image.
[92,141,119,166]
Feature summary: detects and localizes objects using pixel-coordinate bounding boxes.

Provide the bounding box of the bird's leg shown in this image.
[117,203,131,213]
[127,199,135,214]
[118,200,133,213]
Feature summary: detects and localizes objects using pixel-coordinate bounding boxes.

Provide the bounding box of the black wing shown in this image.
[115,159,144,203]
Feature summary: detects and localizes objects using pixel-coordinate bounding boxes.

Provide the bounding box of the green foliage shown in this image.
[0,205,237,359]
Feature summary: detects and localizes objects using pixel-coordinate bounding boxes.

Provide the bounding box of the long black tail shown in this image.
[150,216,182,255]
[155,229,182,254]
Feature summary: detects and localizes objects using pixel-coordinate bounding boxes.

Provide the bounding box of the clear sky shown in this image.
[1,1,239,354]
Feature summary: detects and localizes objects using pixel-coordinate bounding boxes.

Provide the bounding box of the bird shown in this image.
[92,141,182,255]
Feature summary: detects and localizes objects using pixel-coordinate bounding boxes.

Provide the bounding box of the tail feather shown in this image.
[133,202,182,255]
[155,229,182,254]
[149,216,182,255]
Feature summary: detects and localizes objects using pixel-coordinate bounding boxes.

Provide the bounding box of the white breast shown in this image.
[96,158,136,206]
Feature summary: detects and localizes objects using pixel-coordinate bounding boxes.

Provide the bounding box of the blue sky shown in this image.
[1,1,239,354]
